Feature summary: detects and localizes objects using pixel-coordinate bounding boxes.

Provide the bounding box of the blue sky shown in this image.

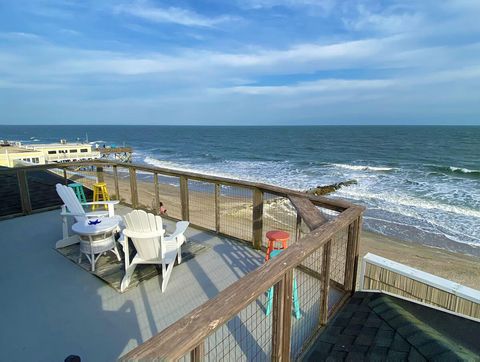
[0,0,479,125]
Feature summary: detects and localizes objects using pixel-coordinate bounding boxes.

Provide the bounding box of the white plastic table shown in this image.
[72,218,121,272]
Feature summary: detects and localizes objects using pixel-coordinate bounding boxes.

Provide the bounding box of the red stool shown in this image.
[265,230,290,261]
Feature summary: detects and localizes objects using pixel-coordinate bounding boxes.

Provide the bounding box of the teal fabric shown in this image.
[265,249,301,319]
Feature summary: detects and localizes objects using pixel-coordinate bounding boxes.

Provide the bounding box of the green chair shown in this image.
[68,183,87,203]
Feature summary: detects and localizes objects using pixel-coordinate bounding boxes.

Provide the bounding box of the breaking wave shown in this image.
[331,163,394,172]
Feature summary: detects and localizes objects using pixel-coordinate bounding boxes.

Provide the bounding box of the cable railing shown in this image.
[0,161,364,360]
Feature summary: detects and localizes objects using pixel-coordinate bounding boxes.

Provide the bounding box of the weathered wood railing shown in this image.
[0,160,351,246]
[0,161,364,360]
[120,205,363,361]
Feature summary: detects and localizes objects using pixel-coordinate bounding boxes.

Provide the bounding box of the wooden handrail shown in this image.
[289,195,328,230]
[0,160,356,212]
[0,160,365,359]
[120,205,363,360]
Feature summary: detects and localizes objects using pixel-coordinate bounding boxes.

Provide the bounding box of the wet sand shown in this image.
[360,231,480,289]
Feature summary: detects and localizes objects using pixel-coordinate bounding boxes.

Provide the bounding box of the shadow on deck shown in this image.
[0,206,266,361]
[0,206,344,361]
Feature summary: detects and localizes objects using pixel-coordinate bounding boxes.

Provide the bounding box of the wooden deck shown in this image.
[0,206,265,361]
[0,205,345,361]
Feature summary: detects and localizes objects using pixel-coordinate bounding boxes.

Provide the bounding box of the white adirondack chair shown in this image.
[120,209,189,292]
[55,183,122,248]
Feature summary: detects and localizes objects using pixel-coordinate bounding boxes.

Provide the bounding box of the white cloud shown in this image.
[217,78,394,95]
[238,0,336,12]
[343,4,423,34]
[115,1,237,27]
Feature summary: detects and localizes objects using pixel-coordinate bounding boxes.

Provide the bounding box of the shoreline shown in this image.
[360,230,480,289]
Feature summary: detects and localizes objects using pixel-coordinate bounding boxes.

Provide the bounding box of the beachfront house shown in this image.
[0,160,478,361]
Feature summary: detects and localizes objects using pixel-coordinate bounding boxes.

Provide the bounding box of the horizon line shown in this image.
[1,123,480,127]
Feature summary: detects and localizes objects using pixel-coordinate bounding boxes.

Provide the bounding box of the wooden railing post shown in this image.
[63,168,68,185]
[190,342,205,362]
[180,176,189,221]
[344,218,361,293]
[215,183,221,232]
[154,172,160,212]
[282,270,293,358]
[351,216,362,292]
[271,277,285,361]
[113,165,120,201]
[96,166,104,183]
[320,240,332,325]
[271,270,293,361]
[252,188,263,249]
[295,213,302,243]
[17,170,32,215]
[129,167,138,208]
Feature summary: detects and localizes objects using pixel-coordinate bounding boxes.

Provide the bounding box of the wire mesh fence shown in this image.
[2,162,362,361]
[114,166,132,205]
[203,285,273,361]
[330,226,349,287]
[135,170,157,211]
[290,246,324,359]
[262,193,298,248]
[188,180,216,231]
[219,185,253,242]
[63,165,98,191]
[100,165,118,201]
[156,174,182,220]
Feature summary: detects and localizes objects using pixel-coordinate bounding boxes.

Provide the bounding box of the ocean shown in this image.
[2,125,479,254]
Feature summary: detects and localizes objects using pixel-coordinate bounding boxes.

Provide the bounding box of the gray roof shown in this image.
[305,292,480,361]
[0,167,93,216]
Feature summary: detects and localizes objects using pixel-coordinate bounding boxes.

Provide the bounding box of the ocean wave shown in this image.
[338,188,480,219]
[428,165,480,177]
[144,156,229,178]
[449,166,480,174]
[331,163,394,172]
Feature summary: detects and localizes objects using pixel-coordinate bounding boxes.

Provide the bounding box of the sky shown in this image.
[0,0,480,125]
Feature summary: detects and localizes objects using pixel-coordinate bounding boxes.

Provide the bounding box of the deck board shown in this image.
[56,238,208,292]
[0,205,344,362]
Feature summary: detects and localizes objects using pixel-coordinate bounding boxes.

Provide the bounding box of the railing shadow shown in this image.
[186,252,269,360]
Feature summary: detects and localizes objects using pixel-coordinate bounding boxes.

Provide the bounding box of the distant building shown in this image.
[0,140,100,167]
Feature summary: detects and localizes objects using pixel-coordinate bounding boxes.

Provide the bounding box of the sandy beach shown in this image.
[65,167,480,290]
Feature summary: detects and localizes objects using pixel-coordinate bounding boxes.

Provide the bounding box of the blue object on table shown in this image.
[265,249,301,319]
[88,219,101,225]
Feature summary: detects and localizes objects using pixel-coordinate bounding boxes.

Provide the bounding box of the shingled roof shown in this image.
[0,166,93,217]
[305,292,479,361]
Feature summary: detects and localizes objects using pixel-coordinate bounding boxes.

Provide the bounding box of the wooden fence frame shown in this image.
[0,161,365,360]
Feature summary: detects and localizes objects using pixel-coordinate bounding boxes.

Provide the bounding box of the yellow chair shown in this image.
[92,182,110,210]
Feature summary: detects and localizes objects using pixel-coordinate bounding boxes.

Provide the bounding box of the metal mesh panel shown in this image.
[262,193,298,248]
[330,227,349,286]
[136,171,157,211]
[219,185,253,242]
[204,287,273,361]
[157,174,182,220]
[177,354,191,362]
[290,246,324,359]
[101,165,118,201]
[63,165,98,192]
[188,180,216,230]
[114,166,131,205]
